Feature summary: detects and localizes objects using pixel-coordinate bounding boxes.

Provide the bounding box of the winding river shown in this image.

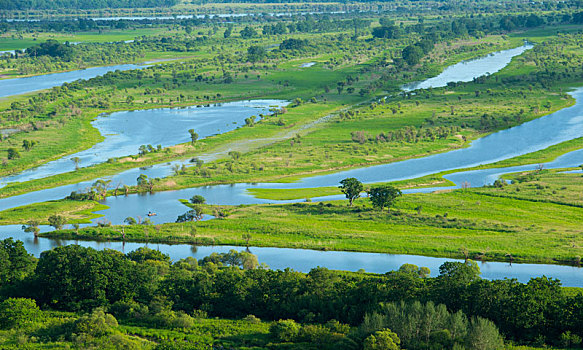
[0,100,285,187]
[2,43,583,285]
[0,63,144,98]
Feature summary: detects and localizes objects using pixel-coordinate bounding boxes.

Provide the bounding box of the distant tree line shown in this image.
[0,0,177,10]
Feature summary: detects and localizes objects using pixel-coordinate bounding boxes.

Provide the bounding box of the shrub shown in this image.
[270,319,301,342]
[0,298,41,329]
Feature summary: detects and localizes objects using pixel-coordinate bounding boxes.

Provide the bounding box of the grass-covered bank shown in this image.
[0,199,106,225]
[38,170,583,266]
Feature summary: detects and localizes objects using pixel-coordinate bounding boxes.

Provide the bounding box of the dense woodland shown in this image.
[1,238,581,349]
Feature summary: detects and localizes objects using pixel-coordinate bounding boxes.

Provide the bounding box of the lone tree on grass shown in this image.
[339,178,363,206]
[188,129,198,145]
[367,185,402,212]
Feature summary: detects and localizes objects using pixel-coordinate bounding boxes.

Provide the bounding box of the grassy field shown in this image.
[35,169,583,265]
[0,199,106,225]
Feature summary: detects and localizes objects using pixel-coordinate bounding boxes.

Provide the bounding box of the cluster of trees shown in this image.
[26,40,74,60]
[351,126,461,145]
[339,177,402,211]
[279,38,309,50]
[0,239,582,348]
[0,0,177,10]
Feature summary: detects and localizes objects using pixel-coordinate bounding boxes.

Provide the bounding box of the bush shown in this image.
[243,314,261,324]
[363,328,401,350]
[270,319,301,342]
[74,309,118,338]
[0,298,41,329]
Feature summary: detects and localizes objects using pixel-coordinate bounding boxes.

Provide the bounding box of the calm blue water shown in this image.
[0,100,286,187]
[0,225,580,286]
[402,44,532,90]
[0,64,144,98]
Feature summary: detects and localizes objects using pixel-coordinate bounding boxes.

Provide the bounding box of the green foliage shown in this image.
[367,185,402,212]
[34,245,157,311]
[466,317,504,350]
[339,177,364,206]
[402,45,424,66]
[270,319,301,342]
[7,147,20,160]
[47,214,66,230]
[190,195,206,205]
[74,309,118,337]
[240,26,258,39]
[247,45,266,62]
[127,247,171,264]
[363,329,401,350]
[0,298,41,329]
[0,238,35,287]
[26,40,73,60]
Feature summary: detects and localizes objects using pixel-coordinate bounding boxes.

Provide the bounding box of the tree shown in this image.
[372,25,401,39]
[247,45,266,62]
[339,178,363,206]
[93,179,111,199]
[176,206,204,222]
[71,156,81,170]
[466,317,504,350]
[402,45,424,66]
[137,174,149,190]
[363,329,401,350]
[0,238,35,288]
[190,195,206,205]
[439,260,481,284]
[270,319,301,342]
[242,233,251,247]
[0,298,41,329]
[34,245,154,311]
[7,147,20,160]
[22,220,40,237]
[48,214,66,230]
[244,116,256,127]
[229,151,241,160]
[224,25,233,38]
[367,185,402,212]
[279,38,308,50]
[22,139,37,151]
[127,247,171,264]
[124,217,137,225]
[240,26,257,39]
[188,129,198,145]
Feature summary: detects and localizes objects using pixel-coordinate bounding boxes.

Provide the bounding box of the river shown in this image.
[3,43,583,285]
[0,100,286,187]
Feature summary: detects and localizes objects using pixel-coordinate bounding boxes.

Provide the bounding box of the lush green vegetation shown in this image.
[4,4,583,349]
[1,240,582,349]
[39,169,583,265]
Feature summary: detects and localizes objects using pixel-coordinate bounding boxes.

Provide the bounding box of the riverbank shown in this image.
[40,170,583,266]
